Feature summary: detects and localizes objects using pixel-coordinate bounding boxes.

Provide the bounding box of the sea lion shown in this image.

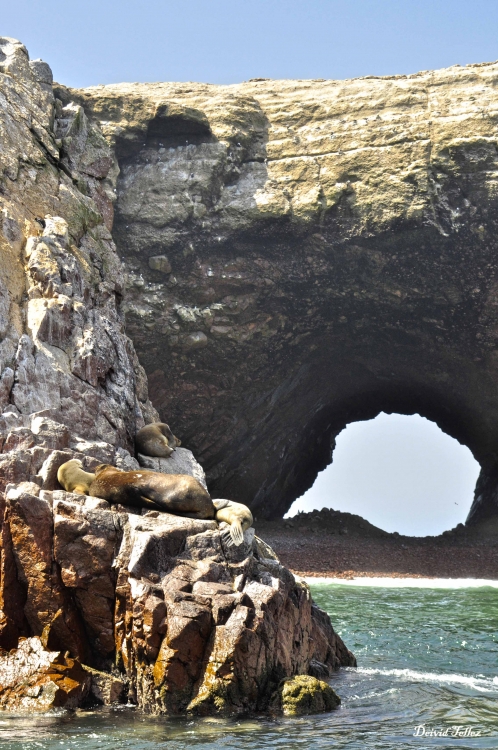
[135,422,181,458]
[57,459,95,495]
[88,464,219,519]
[213,499,253,546]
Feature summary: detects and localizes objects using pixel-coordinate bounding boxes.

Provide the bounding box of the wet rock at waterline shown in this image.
[0,637,126,710]
[269,674,341,716]
[0,637,91,711]
[57,61,498,530]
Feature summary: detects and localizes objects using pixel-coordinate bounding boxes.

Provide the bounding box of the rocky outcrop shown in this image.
[0,37,354,714]
[0,480,354,714]
[0,35,157,649]
[57,62,498,529]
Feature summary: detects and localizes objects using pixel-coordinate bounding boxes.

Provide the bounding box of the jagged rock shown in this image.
[83,666,127,705]
[0,637,91,711]
[0,36,355,716]
[253,535,280,562]
[0,488,354,715]
[138,447,207,489]
[269,674,341,716]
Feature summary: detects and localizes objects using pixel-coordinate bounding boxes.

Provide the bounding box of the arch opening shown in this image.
[285,413,481,537]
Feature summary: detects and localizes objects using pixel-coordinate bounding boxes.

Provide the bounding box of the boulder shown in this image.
[269,674,341,716]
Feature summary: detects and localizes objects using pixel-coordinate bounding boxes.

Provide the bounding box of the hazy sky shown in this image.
[3,1,489,534]
[287,414,480,537]
[4,0,498,88]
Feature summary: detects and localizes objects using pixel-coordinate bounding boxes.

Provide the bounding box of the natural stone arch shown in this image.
[64,61,498,530]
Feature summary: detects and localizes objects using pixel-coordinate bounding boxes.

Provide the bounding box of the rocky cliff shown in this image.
[0,37,354,714]
[55,60,498,529]
[1,478,354,714]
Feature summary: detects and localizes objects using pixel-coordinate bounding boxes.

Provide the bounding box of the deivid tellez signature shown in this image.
[413,725,485,738]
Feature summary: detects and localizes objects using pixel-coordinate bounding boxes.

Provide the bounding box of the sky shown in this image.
[3,0,498,89]
[286,414,480,537]
[3,0,489,534]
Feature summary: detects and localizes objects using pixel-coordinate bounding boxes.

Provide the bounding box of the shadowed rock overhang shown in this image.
[58,62,498,529]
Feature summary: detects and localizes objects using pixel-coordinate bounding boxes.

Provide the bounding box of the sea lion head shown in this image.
[135,423,181,458]
[162,423,181,448]
[57,458,95,495]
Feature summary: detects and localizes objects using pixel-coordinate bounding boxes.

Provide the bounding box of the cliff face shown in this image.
[0,37,353,714]
[60,63,498,528]
[0,38,157,459]
[0,34,151,658]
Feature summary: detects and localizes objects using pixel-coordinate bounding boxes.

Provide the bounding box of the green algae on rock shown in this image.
[269,674,341,716]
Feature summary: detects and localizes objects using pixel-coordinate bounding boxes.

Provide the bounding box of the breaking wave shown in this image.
[348,667,498,693]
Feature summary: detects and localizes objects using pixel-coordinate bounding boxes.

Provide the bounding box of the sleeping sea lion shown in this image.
[88,464,220,519]
[135,422,181,458]
[57,459,95,495]
[213,499,253,546]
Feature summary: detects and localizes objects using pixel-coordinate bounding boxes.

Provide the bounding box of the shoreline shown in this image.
[299,575,498,587]
[257,515,498,580]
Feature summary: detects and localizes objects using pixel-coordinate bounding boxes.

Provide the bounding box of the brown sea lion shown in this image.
[213,499,253,546]
[88,464,220,519]
[57,459,95,495]
[135,422,181,458]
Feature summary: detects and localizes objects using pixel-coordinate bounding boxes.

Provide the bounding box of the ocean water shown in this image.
[1,580,497,750]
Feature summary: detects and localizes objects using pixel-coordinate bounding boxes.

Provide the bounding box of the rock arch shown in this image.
[66,61,498,530]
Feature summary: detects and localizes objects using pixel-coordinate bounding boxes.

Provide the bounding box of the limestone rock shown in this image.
[269,674,341,716]
[138,447,207,489]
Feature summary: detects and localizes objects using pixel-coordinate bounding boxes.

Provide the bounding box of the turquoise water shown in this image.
[1,582,497,750]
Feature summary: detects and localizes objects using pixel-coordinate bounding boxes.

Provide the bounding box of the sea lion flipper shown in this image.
[230,520,244,546]
[213,499,230,510]
[139,495,162,510]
